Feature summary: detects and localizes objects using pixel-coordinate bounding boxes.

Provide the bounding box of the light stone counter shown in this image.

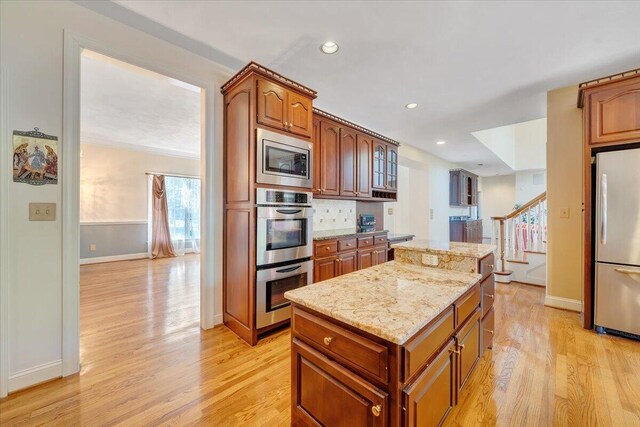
[392,240,496,274]
[285,261,481,344]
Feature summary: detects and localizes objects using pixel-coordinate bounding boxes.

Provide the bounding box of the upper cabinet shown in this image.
[257,77,313,138]
[581,77,640,146]
[313,109,399,202]
[450,169,478,207]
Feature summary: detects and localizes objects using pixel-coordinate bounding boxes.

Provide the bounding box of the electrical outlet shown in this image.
[430,208,434,220]
[560,207,570,218]
[89,244,97,252]
[29,203,56,221]
[421,254,438,266]
[388,207,394,215]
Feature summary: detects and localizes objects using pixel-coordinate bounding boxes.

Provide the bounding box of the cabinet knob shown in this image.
[448,348,460,355]
[487,264,494,270]
[284,121,289,128]
[371,404,382,417]
[325,246,330,250]
[485,329,494,335]
[486,294,495,299]
[323,336,334,346]
[458,343,465,349]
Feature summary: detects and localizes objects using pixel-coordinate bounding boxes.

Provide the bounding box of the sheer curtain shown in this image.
[164,176,201,255]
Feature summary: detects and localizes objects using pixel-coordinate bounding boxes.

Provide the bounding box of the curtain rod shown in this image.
[146,172,200,180]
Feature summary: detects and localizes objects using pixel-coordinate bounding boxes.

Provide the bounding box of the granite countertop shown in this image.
[392,239,496,259]
[313,228,389,241]
[285,261,481,344]
[387,233,415,243]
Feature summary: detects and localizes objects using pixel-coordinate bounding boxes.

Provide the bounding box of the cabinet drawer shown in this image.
[358,236,374,248]
[454,286,480,328]
[403,306,454,380]
[314,240,337,258]
[292,338,388,427]
[338,238,357,252]
[482,307,495,351]
[293,307,389,383]
[374,234,387,246]
[481,275,495,317]
[479,253,495,280]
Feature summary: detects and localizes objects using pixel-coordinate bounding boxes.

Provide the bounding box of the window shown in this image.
[165,176,201,253]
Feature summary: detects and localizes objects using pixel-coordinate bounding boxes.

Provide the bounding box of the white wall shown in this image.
[0,0,229,394]
[384,144,469,241]
[514,118,547,171]
[478,175,517,238]
[80,144,200,222]
[515,169,546,205]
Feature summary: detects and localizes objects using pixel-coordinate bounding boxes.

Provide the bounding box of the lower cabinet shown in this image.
[403,339,457,427]
[455,309,482,393]
[357,248,374,270]
[338,251,358,275]
[314,256,338,282]
[292,338,388,427]
[482,307,495,350]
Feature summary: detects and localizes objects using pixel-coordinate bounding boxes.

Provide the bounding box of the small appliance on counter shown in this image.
[358,214,376,232]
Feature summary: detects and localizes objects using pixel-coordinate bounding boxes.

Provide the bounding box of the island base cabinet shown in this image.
[292,338,388,427]
[403,339,457,427]
[456,309,482,394]
[482,307,495,350]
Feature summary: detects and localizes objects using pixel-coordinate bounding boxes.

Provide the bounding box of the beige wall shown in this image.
[80,144,200,222]
[546,85,584,308]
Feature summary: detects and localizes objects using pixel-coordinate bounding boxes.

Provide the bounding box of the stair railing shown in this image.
[491,192,547,273]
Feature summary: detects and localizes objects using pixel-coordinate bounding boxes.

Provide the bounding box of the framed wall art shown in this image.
[12,127,58,185]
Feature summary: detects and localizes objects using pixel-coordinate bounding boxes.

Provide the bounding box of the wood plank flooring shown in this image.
[1,256,639,426]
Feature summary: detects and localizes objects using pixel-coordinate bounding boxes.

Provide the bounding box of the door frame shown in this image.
[0,68,9,397]
[61,31,220,377]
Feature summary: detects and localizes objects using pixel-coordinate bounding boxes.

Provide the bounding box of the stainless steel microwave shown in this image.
[256,128,313,188]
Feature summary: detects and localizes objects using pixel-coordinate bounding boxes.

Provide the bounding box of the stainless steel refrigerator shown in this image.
[595,148,640,337]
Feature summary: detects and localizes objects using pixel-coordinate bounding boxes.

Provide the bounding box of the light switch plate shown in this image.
[29,203,56,221]
[421,254,438,266]
[560,207,570,218]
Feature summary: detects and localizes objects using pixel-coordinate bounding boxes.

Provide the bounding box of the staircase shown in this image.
[490,192,547,286]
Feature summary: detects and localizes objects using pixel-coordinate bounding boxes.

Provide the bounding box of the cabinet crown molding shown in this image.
[313,108,400,146]
[221,61,317,98]
[577,68,640,108]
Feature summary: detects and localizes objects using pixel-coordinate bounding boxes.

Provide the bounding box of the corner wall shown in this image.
[546,85,583,311]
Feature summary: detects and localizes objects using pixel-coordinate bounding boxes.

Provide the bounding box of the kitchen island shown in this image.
[285,260,492,427]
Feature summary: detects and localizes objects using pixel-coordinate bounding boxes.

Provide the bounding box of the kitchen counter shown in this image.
[285,261,480,344]
[387,232,415,243]
[312,228,388,241]
[392,239,495,258]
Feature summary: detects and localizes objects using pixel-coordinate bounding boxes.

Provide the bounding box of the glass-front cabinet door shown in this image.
[372,140,386,190]
[386,145,398,191]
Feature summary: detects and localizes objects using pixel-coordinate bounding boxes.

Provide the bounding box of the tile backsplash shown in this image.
[312,199,357,231]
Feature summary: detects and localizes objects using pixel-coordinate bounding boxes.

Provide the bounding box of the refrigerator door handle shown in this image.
[614,268,640,276]
[601,173,607,245]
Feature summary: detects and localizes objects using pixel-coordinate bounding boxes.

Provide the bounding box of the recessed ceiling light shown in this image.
[320,41,339,54]
[436,140,446,145]
[405,103,418,109]
[477,163,484,166]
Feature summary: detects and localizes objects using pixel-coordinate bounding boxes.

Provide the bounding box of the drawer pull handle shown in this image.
[485,329,494,335]
[323,336,334,345]
[486,294,495,299]
[346,243,352,246]
[448,348,460,355]
[371,404,382,417]
[325,246,331,250]
[614,268,640,276]
[458,344,465,349]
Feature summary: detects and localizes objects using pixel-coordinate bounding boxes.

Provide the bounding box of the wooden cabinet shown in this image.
[449,169,478,207]
[314,233,388,282]
[315,120,341,196]
[292,338,388,427]
[403,339,457,427]
[291,280,488,427]
[449,219,482,244]
[356,134,372,198]
[313,110,399,201]
[256,77,312,138]
[338,251,358,275]
[340,127,358,197]
[314,255,339,283]
[586,79,640,146]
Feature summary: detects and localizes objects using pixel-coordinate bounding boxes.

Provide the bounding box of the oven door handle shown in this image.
[275,209,302,215]
[275,265,302,274]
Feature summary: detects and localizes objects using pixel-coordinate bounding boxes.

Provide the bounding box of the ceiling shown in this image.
[87,1,640,175]
[81,50,201,158]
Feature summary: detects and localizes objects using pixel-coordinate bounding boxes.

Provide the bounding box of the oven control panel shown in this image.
[257,188,312,206]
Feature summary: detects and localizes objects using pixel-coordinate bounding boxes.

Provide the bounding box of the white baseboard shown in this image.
[545,295,583,312]
[8,360,62,393]
[213,313,223,326]
[80,252,148,265]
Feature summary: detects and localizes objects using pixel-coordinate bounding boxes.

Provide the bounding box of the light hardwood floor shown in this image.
[1,257,639,426]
